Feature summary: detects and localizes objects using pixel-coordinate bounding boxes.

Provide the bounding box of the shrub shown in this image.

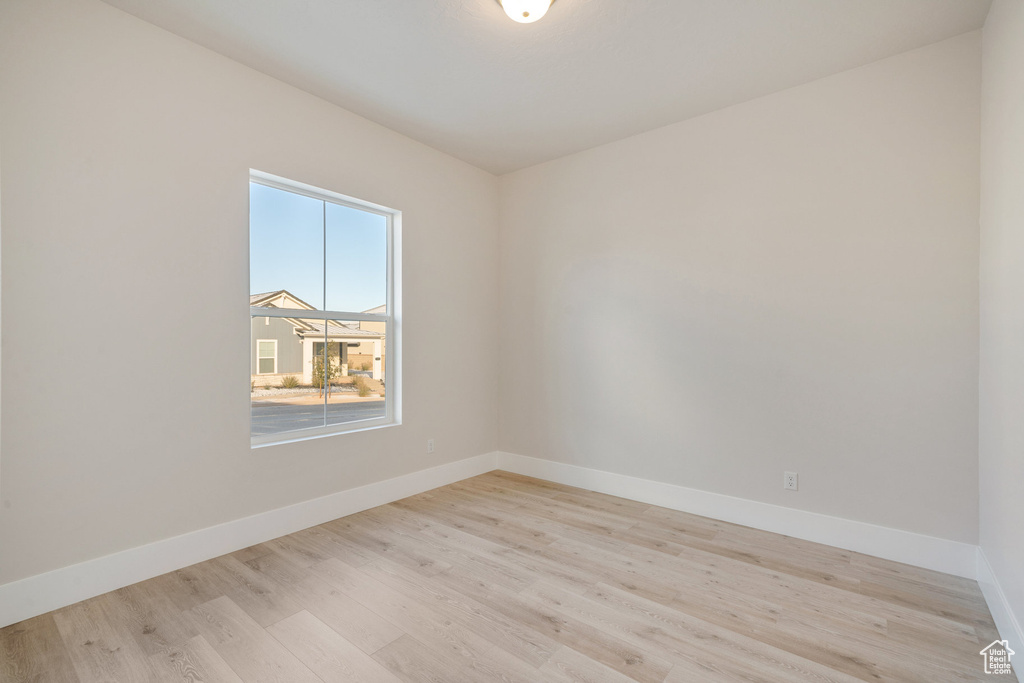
[280,375,299,389]
[353,376,371,397]
[361,362,371,371]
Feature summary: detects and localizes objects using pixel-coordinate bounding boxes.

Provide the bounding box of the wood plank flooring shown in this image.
[0,471,1008,682]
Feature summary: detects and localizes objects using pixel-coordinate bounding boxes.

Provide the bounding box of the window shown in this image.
[249,171,400,446]
[256,340,277,374]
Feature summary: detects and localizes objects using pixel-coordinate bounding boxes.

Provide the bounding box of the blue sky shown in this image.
[250,182,387,313]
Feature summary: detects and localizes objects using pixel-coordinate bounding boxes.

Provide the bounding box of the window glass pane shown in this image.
[324,319,387,428]
[250,175,396,444]
[325,202,387,314]
[250,182,325,310]
[251,316,327,438]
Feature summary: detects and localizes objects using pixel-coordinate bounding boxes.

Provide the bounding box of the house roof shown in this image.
[250,291,280,304]
[302,321,381,338]
[250,290,316,309]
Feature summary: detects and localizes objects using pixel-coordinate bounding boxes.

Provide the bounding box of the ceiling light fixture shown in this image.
[499,0,554,24]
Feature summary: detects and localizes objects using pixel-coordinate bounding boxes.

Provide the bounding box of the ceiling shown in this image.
[101,0,991,175]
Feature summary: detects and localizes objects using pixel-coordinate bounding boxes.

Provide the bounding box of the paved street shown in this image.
[251,399,385,435]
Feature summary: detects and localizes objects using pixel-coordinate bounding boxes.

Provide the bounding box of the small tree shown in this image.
[311,343,341,399]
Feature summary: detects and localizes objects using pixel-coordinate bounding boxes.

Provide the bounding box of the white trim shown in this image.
[495,452,979,579]
[250,414,393,448]
[0,452,499,629]
[2,450,1001,633]
[386,206,401,427]
[255,338,277,375]
[250,306,388,323]
[977,548,1024,682]
[250,169,395,217]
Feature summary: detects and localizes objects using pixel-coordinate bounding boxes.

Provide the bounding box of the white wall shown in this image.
[979,0,1024,652]
[0,0,994,609]
[499,33,981,544]
[0,0,499,585]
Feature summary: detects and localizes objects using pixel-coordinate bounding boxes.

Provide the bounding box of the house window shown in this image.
[256,340,277,374]
[249,171,400,446]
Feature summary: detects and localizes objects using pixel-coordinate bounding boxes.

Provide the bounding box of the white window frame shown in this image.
[250,170,402,447]
[258,335,282,374]
[258,339,282,376]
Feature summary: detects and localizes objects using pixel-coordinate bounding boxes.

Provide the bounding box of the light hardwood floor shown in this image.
[0,471,1008,682]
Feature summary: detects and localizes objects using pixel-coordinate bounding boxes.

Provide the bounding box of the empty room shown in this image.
[1,0,1021,681]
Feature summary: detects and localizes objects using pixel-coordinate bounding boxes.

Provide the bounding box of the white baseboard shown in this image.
[977,548,1024,682]
[0,448,1004,645]
[0,451,499,629]
[496,452,979,579]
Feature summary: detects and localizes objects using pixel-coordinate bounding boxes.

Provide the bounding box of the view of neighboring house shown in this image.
[250,290,385,386]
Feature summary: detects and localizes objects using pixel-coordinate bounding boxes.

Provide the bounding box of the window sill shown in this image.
[251,417,400,449]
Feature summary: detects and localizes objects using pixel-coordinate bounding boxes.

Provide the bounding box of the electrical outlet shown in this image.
[427,439,435,454]
[784,471,798,491]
